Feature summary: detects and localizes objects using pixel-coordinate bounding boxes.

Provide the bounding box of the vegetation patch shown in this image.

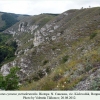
[0,13,18,32]
[0,33,17,67]
[84,64,93,72]
[90,78,100,90]
[42,60,49,65]
[0,67,20,90]
[90,32,97,39]
[61,55,69,63]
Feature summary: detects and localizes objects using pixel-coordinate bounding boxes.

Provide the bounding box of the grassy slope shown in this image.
[20,30,100,90]
[19,7,100,90]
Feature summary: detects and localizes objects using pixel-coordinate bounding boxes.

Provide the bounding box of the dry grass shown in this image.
[19,7,100,90]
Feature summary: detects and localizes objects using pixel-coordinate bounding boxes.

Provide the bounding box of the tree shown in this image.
[0,67,20,90]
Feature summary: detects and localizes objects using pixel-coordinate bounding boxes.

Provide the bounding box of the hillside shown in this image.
[0,12,30,32]
[0,7,100,90]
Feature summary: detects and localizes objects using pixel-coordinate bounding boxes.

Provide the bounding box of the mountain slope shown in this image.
[1,7,100,90]
[0,12,30,32]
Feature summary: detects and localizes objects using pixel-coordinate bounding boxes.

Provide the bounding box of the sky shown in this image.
[0,0,100,15]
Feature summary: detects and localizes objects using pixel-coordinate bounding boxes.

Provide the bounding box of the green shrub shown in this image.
[53,74,62,81]
[37,70,45,78]
[31,73,40,81]
[45,67,51,74]
[85,65,93,72]
[30,71,45,82]
[90,32,97,39]
[42,60,49,65]
[62,55,69,63]
[0,67,20,90]
[52,47,56,51]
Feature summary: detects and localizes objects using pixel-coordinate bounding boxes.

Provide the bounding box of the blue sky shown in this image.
[0,0,100,15]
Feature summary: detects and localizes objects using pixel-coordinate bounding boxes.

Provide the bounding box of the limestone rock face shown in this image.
[18,22,28,32]
[30,25,39,34]
[33,31,44,47]
[1,64,10,76]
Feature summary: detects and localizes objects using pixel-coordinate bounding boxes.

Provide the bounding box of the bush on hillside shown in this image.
[90,32,97,39]
[42,60,49,65]
[61,55,69,63]
[0,67,20,90]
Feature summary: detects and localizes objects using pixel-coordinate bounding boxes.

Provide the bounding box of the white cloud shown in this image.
[0,0,100,15]
[0,0,31,14]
